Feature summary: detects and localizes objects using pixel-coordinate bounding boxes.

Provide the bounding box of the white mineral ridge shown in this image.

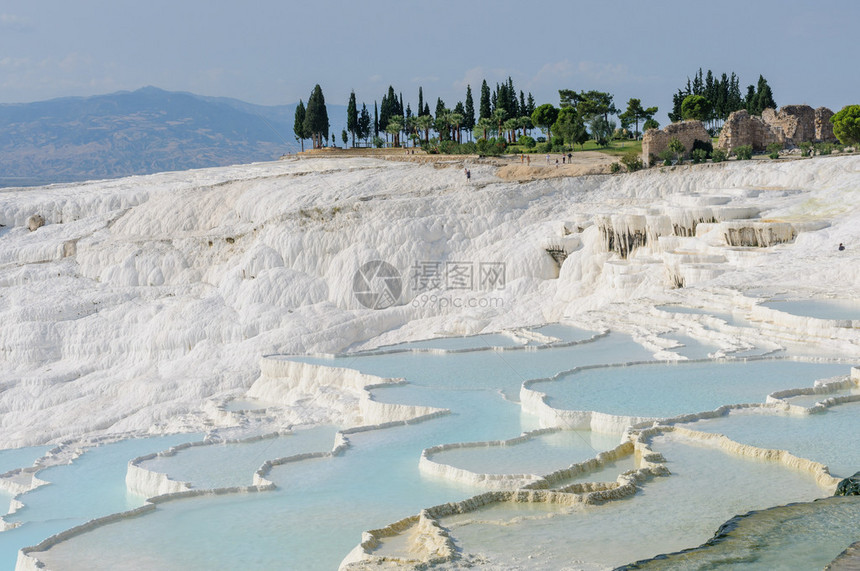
[1,156,859,447]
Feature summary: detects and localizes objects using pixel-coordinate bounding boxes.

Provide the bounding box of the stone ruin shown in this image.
[641,120,712,166]
[814,107,835,141]
[717,104,838,151]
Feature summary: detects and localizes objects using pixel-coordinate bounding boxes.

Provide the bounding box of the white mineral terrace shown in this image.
[0,155,859,569]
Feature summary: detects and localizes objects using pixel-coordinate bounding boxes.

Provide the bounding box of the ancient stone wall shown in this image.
[642,120,711,166]
[718,106,837,151]
[717,110,782,152]
[762,105,816,144]
[815,107,837,142]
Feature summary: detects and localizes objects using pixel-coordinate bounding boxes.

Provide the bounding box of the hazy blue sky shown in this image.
[1,0,856,123]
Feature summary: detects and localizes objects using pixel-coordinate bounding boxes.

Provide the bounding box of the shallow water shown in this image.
[762,299,860,320]
[626,496,860,570]
[659,332,721,359]
[440,432,828,570]
[429,429,624,476]
[0,446,51,476]
[0,435,199,568]
[784,386,860,408]
[677,401,860,479]
[300,330,655,400]
[536,360,850,418]
[140,426,339,489]
[13,331,859,570]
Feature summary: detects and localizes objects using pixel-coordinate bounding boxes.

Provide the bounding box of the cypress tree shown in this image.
[507,77,517,116]
[464,85,476,132]
[358,103,371,143]
[293,99,306,152]
[526,93,535,116]
[754,75,776,113]
[379,92,390,134]
[479,80,491,120]
[374,101,379,137]
[745,85,756,112]
[418,87,424,117]
[303,85,329,149]
[347,91,358,147]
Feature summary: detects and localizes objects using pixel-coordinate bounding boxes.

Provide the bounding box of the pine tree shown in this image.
[479,80,491,120]
[526,93,535,116]
[347,91,358,148]
[293,99,306,152]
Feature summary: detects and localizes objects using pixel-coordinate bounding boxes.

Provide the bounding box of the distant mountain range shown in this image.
[0,87,346,187]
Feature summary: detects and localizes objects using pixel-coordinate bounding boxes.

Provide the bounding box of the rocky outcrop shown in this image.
[835,471,860,496]
[642,120,711,166]
[26,214,44,232]
[718,105,838,151]
[717,110,781,152]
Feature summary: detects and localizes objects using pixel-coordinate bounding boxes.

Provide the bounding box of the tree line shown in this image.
[292,69,780,153]
[668,68,776,133]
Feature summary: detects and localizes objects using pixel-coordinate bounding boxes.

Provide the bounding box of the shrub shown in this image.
[658,149,675,166]
[518,135,536,149]
[535,142,552,154]
[609,162,622,173]
[439,139,458,154]
[766,142,782,159]
[536,136,547,143]
[668,137,686,164]
[799,141,812,157]
[815,142,833,155]
[690,149,708,164]
[711,148,728,163]
[733,145,753,160]
[692,139,713,158]
[476,137,505,156]
[620,151,644,172]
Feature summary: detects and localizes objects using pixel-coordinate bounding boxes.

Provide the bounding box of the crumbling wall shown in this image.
[762,105,816,145]
[642,120,711,166]
[717,110,782,151]
[718,106,837,151]
[814,107,837,142]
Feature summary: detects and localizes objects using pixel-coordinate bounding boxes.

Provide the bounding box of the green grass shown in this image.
[586,139,642,157]
[512,139,642,156]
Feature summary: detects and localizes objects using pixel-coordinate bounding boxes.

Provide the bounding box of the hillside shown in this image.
[0,87,345,186]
